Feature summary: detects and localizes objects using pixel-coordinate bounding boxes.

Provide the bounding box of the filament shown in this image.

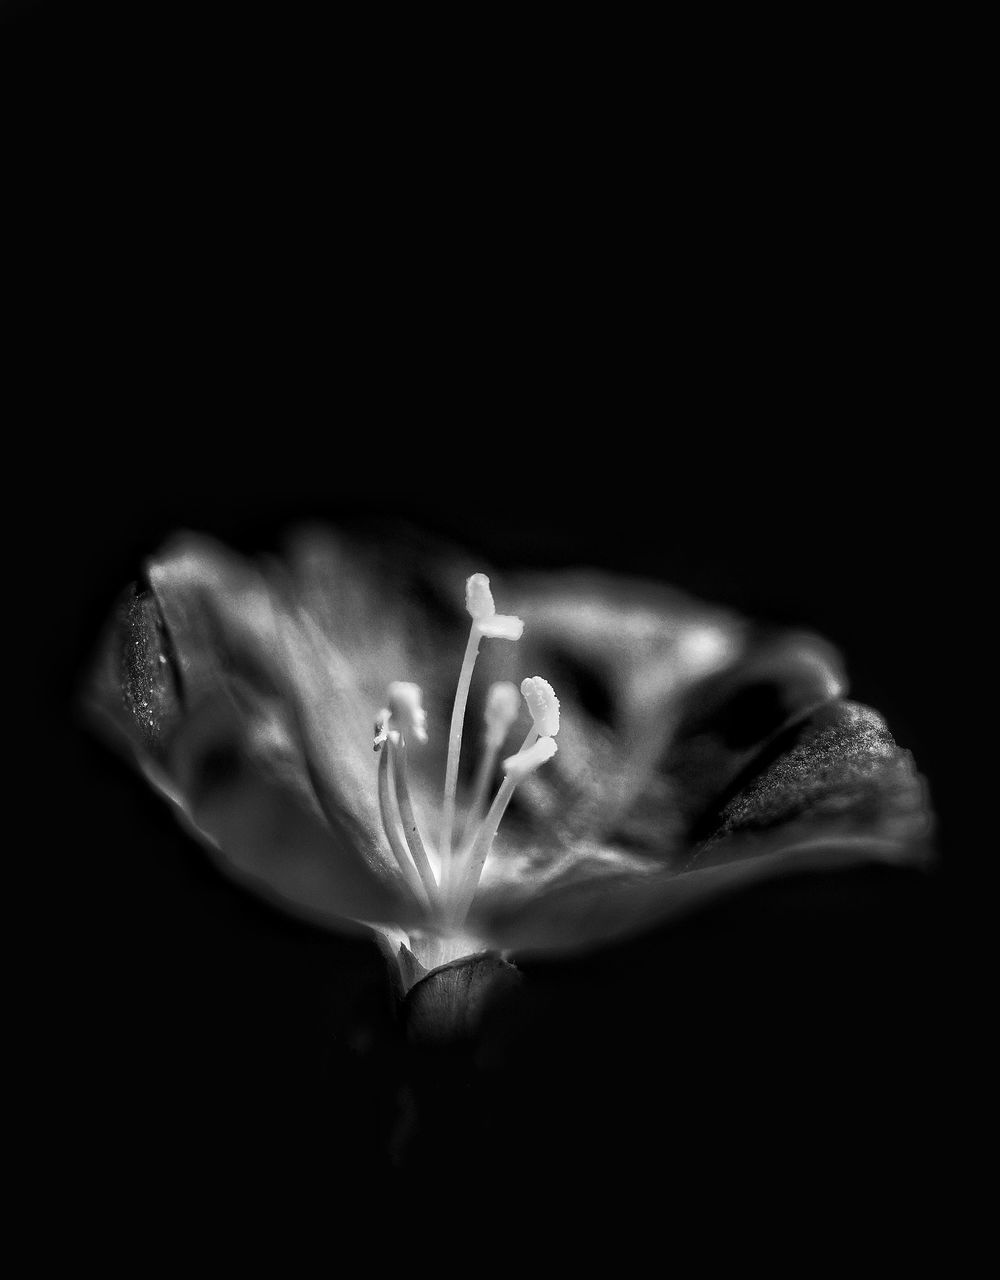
[377,743,428,906]
[451,726,538,923]
[390,734,439,904]
[438,624,481,896]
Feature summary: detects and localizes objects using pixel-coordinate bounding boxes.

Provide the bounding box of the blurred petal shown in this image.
[482,575,846,885]
[474,699,932,954]
[663,630,846,838]
[87,534,421,928]
[499,571,744,860]
[277,525,481,824]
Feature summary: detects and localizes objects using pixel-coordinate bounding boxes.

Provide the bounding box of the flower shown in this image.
[86,524,933,988]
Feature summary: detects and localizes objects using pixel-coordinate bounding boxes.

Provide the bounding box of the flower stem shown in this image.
[390,734,439,906]
[439,624,481,896]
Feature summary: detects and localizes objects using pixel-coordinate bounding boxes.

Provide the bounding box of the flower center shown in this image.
[373,572,559,930]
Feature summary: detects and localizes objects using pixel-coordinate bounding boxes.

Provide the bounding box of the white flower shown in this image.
[87,525,932,982]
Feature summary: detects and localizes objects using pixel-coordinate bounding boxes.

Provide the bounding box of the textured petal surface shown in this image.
[473,698,932,953]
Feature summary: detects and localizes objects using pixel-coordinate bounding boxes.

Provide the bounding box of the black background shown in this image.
[13,0,958,1253]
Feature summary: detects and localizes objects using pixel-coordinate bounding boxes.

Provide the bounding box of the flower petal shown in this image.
[499,570,744,858]
[278,524,482,810]
[687,699,933,868]
[662,629,846,840]
[86,526,934,960]
[491,573,845,874]
[473,699,932,954]
[86,534,422,929]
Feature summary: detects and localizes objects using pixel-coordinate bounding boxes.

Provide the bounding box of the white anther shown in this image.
[504,735,558,783]
[466,572,524,640]
[465,573,496,621]
[476,614,524,640]
[520,676,560,737]
[387,681,428,744]
[484,681,520,748]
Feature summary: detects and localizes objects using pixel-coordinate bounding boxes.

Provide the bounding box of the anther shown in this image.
[504,734,558,783]
[476,614,524,640]
[520,676,560,737]
[465,573,495,621]
[466,572,524,640]
[387,681,428,744]
[484,681,520,749]
[373,707,392,752]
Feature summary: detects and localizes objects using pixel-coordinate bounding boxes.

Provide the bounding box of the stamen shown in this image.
[373,708,391,752]
[439,573,524,896]
[520,675,560,737]
[376,734,427,905]
[477,614,524,640]
[460,681,519,847]
[465,573,495,621]
[503,733,559,783]
[387,733,439,904]
[371,577,559,938]
[450,675,562,923]
[450,729,559,923]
